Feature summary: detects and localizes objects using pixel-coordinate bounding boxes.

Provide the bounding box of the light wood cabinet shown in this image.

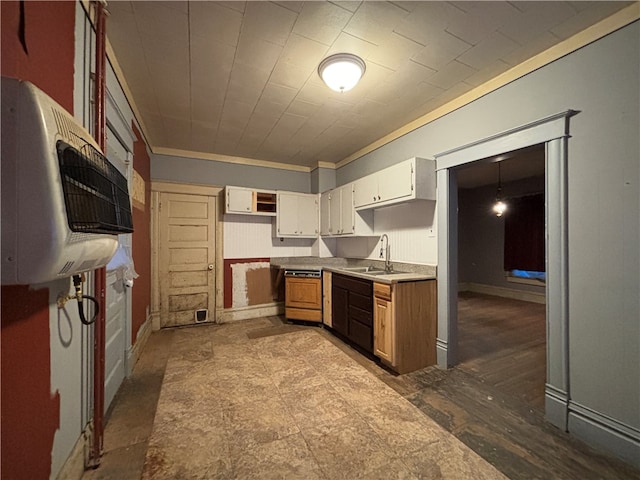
[276,192,319,238]
[354,157,435,210]
[285,276,322,322]
[373,283,394,363]
[373,280,437,374]
[322,271,332,327]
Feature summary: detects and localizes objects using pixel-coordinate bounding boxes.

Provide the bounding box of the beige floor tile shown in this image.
[300,414,394,479]
[280,382,355,430]
[232,433,327,480]
[223,394,300,457]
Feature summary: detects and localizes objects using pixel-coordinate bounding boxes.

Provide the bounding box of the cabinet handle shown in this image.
[373,196,376,201]
[378,195,381,200]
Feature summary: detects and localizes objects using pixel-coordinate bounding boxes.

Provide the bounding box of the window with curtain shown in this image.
[504,193,545,273]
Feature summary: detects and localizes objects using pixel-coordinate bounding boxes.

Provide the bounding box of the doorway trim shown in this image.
[434,110,578,430]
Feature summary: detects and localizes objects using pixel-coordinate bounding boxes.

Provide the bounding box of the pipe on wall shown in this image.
[89,0,107,468]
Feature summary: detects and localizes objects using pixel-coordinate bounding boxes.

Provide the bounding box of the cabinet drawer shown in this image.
[333,273,372,296]
[349,320,372,352]
[350,291,373,312]
[350,305,373,327]
[285,307,322,322]
[373,282,391,301]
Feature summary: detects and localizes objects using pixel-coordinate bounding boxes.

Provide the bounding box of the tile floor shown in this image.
[82,316,640,480]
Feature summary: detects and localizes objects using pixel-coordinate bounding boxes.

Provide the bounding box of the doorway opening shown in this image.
[455,144,547,412]
[435,110,575,430]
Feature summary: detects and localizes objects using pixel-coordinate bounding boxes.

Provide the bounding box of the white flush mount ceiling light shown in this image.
[318,53,366,93]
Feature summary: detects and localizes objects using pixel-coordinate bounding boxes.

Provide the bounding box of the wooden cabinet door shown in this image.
[331,284,349,337]
[285,277,322,309]
[374,296,394,363]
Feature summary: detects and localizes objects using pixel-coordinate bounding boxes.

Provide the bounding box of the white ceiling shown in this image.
[106,1,632,170]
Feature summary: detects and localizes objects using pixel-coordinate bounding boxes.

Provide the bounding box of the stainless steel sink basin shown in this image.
[341,266,408,276]
[368,270,408,276]
[342,266,384,274]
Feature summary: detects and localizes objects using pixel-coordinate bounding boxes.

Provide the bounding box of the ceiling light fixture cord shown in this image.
[493,162,507,217]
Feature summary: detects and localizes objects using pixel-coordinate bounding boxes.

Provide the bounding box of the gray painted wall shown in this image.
[338,22,639,441]
[310,166,337,194]
[152,154,311,193]
[459,176,545,295]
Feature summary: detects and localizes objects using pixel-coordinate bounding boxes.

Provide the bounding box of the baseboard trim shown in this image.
[127,316,152,375]
[545,383,569,430]
[436,338,449,368]
[459,282,546,304]
[568,402,640,468]
[54,428,87,480]
[218,303,284,323]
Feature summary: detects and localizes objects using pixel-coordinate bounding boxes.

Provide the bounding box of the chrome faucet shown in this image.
[380,234,392,273]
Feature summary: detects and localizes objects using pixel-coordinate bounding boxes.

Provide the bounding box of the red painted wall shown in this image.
[131,124,151,343]
[1,2,76,479]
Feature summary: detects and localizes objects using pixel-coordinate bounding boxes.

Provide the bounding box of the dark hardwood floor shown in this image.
[457,291,547,411]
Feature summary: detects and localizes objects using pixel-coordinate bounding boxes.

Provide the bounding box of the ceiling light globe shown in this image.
[493,200,507,217]
[318,53,366,93]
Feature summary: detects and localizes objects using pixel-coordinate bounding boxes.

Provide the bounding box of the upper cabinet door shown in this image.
[226,186,253,213]
[276,192,300,236]
[353,174,378,208]
[297,194,319,236]
[276,192,318,237]
[340,184,355,234]
[378,159,414,203]
[320,191,331,236]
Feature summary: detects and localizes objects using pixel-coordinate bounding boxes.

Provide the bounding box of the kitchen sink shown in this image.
[340,266,408,276]
[342,266,384,274]
[368,270,408,276]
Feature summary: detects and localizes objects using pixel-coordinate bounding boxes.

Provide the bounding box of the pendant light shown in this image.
[318,53,366,93]
[493,162,507,217]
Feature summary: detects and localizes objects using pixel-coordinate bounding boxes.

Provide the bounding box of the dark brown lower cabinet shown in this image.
[331,273,373,353]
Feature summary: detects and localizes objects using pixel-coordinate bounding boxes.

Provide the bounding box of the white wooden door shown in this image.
[159,193,216,327]
[104,126,132,412]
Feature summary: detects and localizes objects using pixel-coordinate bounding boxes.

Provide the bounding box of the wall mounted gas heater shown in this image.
[1,76,133,285]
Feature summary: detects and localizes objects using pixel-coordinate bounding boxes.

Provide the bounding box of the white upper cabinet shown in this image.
[320,191,331,236]
[321,183,373,237]
[276,192,319,238]
[225,186,277,216]
[353,157,435,210]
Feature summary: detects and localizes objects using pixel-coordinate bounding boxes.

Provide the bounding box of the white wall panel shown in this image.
[223,214,314,259]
